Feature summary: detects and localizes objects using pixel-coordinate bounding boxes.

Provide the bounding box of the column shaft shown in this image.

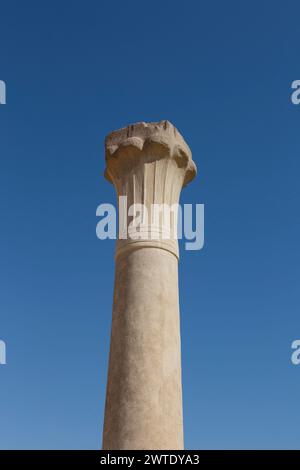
[102,248,183,450]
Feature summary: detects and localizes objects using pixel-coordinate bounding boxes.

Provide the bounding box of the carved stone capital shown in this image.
[104,121,197,259]
[105,120,196,186]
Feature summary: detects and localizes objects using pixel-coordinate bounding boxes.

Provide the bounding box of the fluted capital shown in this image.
[104,121,196,260]
[105,120,196,187]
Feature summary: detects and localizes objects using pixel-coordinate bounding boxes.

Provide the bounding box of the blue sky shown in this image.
[0,0,300,449]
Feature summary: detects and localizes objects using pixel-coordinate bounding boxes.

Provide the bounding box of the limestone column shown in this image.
[102,120,196,450]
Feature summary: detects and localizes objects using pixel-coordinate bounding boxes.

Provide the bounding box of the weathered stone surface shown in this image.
[102,120,196,450]
[105,120,196,187]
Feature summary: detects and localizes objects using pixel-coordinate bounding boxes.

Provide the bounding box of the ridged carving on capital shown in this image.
[105,120,197,187]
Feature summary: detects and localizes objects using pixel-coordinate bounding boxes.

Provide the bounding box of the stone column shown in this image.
[102,121,196,450]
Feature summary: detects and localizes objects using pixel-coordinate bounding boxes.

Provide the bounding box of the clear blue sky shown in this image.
[0,0,300,450]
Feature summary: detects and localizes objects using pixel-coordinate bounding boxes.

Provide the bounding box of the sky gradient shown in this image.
[0,0,300,449]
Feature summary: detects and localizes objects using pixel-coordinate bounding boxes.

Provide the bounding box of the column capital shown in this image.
[104,121,196,260]
[105,120,196,186]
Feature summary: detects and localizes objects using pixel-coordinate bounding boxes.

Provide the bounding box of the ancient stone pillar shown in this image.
[102,120,196,450]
